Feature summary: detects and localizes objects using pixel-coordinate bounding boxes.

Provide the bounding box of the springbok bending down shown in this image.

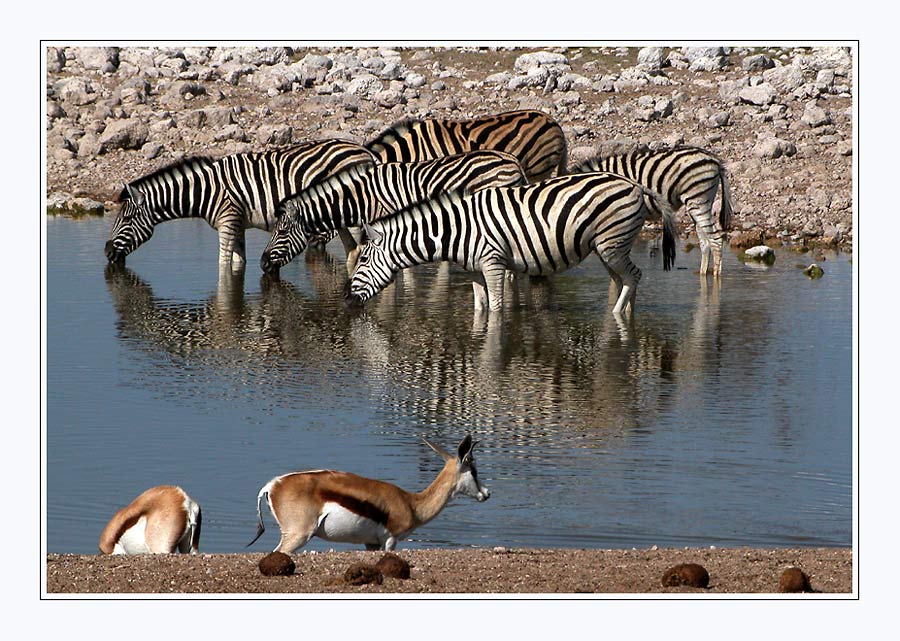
[248,435,490,553]
[98,485,202,554]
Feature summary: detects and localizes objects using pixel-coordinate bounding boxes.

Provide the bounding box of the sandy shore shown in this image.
[45,547,852,595]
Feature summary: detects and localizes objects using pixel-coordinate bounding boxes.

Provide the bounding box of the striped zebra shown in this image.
[104,140,375,267]
[366,109,567,183]
[259,150,525,274]
[571,146,733,276]
[346,173,678,315]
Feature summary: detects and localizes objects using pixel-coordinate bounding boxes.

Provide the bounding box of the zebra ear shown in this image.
[125,184,146,206]
[363,223,383,245]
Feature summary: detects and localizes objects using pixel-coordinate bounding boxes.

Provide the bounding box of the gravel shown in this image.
[45,547,852,595]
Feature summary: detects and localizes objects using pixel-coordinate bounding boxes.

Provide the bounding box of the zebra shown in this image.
[366,109,567,183]
[571,145,733,277]
[104,140,375,268]
[345,172,678,316]
[259,149,526,274]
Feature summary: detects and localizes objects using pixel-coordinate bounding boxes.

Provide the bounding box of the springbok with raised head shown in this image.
[248,435,490,553]
[99,485,202,555]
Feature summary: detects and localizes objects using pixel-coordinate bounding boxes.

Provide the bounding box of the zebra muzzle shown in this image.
[104,241,125,264]
[342,280,365,306]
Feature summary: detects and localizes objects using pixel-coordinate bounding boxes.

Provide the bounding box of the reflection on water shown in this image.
[48,216,852,553]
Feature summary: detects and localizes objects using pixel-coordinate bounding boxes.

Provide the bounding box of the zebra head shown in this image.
[261,199,309,273]
[105,185,155,264]
[345,225,397,305]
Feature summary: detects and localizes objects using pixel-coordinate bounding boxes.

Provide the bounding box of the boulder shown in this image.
[803,264,825,279]
[47,47,66,73]
[753,137,797,159]
[742,53,775,72]
[742,245,776,264]
[76,132,102,158]
[514,51,570,75]
[690,56,727,72]
[256,125,293,146]
[683,46,725,61]
[762,64,806,93]
[636,47,666,70]
[98,119,149,152]
[78,47,120,73]
[53,77,96,105]
[373,89,405,108]
[801,100,831,128]
[718,77,748,103]
[739,83,777,106]
[347,73,383,97]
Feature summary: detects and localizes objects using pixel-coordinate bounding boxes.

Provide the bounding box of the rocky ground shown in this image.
[45,45,853,249]
[45,547,852,594]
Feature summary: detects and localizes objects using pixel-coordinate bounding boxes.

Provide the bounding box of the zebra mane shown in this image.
[365,117,421,147]
[118,156,217,202]
[385,185,469,222]
[273,161,376,218]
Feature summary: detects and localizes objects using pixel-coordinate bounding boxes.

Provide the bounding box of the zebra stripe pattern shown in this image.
[366,109,567,183]
[104,140,375,267]
[346,172,677,315]
[260,150,525,273]
[572,146,733,276]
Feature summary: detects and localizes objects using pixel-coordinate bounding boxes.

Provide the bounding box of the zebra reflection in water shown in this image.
[104,254,728,446]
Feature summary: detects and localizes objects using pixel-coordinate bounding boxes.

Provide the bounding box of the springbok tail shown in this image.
[189,507,202,553]
[246,487,269,548]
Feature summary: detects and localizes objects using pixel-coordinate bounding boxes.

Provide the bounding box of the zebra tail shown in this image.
[556,139,570,176]
[718,164,734,231]
[647,190,678,272]
[246,488,268,548]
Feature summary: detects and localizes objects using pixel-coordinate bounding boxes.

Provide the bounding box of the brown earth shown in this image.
[46,45,854,249]
[45,547,853,595]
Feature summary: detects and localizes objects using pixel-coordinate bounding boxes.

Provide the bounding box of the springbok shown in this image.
[248,435,490,553]
[98,485,202,555]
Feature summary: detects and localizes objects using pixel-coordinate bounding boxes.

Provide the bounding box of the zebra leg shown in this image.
[232,229,247,266]
[698,236,711,276]
[598,257,623,306]
[472,275,488,311]
[217,218,243,267]
[481,261,507,312]
[687,186,719,276]
[710,230,726,277]
[597,247,641,316]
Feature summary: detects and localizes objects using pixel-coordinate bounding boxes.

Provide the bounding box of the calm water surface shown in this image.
[47,216,852,553]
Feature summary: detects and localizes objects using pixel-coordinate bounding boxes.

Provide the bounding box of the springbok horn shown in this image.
[422,437,453,461]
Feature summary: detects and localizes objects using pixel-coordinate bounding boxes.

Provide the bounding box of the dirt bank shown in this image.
[45,546,853,595]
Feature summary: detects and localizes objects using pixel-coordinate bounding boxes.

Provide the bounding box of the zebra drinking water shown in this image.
[259,150,526,274]
[366,109,567,182]
[571,146,733,276]
[346,173,678,315]
[104,140,375,268]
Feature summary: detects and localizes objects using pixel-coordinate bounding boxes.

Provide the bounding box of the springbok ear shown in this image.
[364,223,383,244]
[422,437,453,461]
[457,434,474,460]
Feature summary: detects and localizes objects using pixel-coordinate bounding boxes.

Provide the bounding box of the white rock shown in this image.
[744,245,775,260]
